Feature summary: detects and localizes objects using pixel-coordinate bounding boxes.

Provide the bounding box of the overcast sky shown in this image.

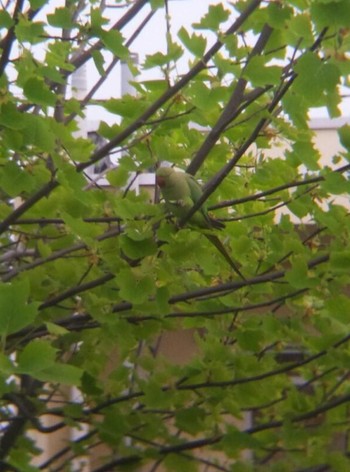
[84,0,218,123]
[69,0,348,124]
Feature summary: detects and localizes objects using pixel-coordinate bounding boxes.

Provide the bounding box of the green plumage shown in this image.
[156,167,245,280]
[155,167,223,229]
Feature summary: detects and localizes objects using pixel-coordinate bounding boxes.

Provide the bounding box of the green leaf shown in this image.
[92,50,105,76]
[143,380,169,408]
[22,115,56,152]
[286,140,321,170]
[188,81,224,111]
[47,7,74,28]
[267,2,293,28]
[236,328,264,351]
[143,52,167,69]
[244,56,282,86]
[0,161,35,196]
[155,286,169,313]
[324,295,350,324]
[62,212,96,243]
[287,194,311,219]
[178,27,207,57]
[321,171,350,194]
[150,0,164,8]
[220,427,260,458]
[38,363,82,386]
[120,235,158,259]
[29,0,47,8]
[81,371,103,395]
[1,129,24,151]
[106,166,130,187]
[143,42,183,69]
[311,0,350,28]
[193,3,230,31]
[1,0,350,464]
[102,96,147,119]
[117,268,154,304]
[293,53,340,105]
[17,340,82,385]
[58,134,94,164]
[329,451,350,472]
[90,8,108,33]
[0,101,22,130]
[163,453,197,472]
[282,92,308,127]
[0,352,15,375]
[286,13,314,46]
[23,77,57,107]
[0,10,14,29]
[100,30,128,59]
[6,454,38,472]
[45,322,69,336]
[98,409,129,444]
[330,251,350,272]
[45,41,74,71]
[285,256,310,288]
[0,281,38,336]
[175,407,206,434]
[38,65,66,85]
[326,87,342,118]
[17,340,57,372]
[338,124,350,151]
[15,18,45,44]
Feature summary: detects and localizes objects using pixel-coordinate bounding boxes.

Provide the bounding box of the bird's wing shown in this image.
[185,173,204,205]
[185,173,220,227]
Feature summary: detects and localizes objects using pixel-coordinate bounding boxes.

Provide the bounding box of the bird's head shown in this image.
[156,167,174,188]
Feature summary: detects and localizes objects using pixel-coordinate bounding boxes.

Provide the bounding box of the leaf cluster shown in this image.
[1,0,350,471]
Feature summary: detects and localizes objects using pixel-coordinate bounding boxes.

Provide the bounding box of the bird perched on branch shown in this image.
[156,166,245,280]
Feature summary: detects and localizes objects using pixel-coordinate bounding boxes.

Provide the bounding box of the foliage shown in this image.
[1,0,350,470]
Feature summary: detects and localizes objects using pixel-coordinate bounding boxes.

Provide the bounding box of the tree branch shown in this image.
[0,0,24,77]
[65,9,156,124]
[76,0,264,171]
[0,376,41,460]
[0,0,264,236]
[2,226,121,282]
[69,0,149,72]
[0,180,58,236]
[14,217,122,225]
[179,27,329,227]
[39,272,115,310]
[186,23,274,176]
[6,249,330,346]
[210,163,350,210]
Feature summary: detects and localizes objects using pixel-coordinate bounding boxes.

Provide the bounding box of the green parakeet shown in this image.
[156,167,245,280]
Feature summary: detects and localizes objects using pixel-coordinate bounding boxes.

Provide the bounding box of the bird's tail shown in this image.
[209,217,225,230]
[205,233,246,280]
